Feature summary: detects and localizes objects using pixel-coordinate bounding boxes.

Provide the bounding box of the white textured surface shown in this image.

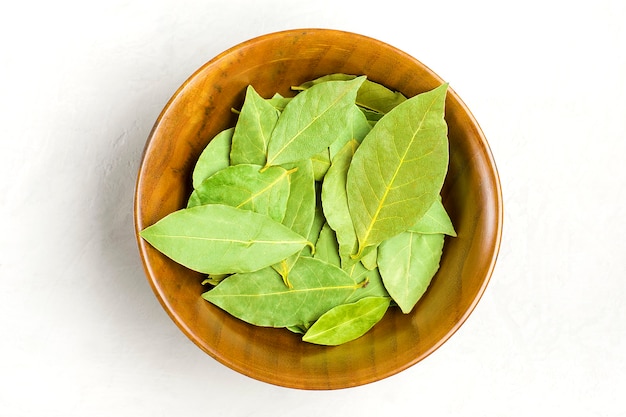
[1,0,625,415]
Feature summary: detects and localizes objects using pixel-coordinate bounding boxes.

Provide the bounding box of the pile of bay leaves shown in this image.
[140,74,456,346]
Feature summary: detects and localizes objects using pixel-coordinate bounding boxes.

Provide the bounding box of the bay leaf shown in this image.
[360,108,384,124]
[346,83,449,257]
[344,262,390,303]
[328,105,371,160]
[140,204,310,275]
[311,148,331,181]
[201,273,230,286]
[321,139,359,268]
[264,77,365,167]
[356,78,407,114]
[203,257,360,327]
[187,164,292,223]
[267,93,292,112]
[230,85,280,166]
[360,245,378,270]
[301,183,325,257]
[286,325,308,335]
[272,159,316,285]
[192,128,234,189]
[295,73,407,114]
[302,297,390,346]
[313,223,341,267]
[294,73,356,89]
[378,232,445,313]
[407,197,457,236]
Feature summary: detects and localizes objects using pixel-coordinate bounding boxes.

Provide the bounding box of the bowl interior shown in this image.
[134,29,502,390]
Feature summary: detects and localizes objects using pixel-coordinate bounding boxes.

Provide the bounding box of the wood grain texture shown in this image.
[134,28,503,390]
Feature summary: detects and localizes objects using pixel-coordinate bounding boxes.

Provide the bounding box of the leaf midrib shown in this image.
[236,169,290,208]
[266,87,352,166]
[358,94,440,252]
[144,234,306,246]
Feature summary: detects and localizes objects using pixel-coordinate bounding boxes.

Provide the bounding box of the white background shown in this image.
[1,0,625,415]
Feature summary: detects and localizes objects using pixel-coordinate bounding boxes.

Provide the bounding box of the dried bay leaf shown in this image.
[187,164,292,223]
[344,262,390,303]
[264,77,365,167]
[378,232,445,313]
[355,78,407,114]
[328,105,371,160]
[301,183,325,257]
[295,73,407,114]
[360,245,378,270]
[272,159,316,285]
[313,223,341,267]
[347,84,449,257]
[321,139,360,268]
[230,85,280,166]
[407,197,457,236]
[266,93,292,112]
[192,128,234,189]
[302,297,390,346]
[140,204,310,275]
[203,257,360,328]
[311,148,331,181]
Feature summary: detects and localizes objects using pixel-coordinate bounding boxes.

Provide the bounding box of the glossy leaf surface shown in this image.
[346,84,449,257]
[140,204,309,275]
[378,232,445,313]
[302,297,390,346]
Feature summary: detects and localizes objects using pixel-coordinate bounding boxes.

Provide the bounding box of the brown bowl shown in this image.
[134,28,503,390]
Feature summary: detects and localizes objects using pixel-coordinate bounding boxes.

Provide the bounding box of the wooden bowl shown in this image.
[134,29,503,390]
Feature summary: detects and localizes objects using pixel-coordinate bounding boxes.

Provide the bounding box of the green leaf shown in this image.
[355,78,407,114]
[344,262,390,303]
[302,297,390,346]
[266,93,292,112]
[192,128,234,189]
[378,232,445,313]
[346,83,449,257]
[272,159,316,284]
[407,197,457,236]
[201,274,230,286]
[313,223,341,267]
[311,148,331,181]
[295,73,407,114]
[295,73,356,89]
[360,108,384,124]
[230,85,280,166]
[264,77,365,167]
[140,204,310,275]
[187,164,293,223]
[321,139,360,268]
[301,183,325,257]
[360,245,378,270]
[328,105,371,160]
[203,257,360,327]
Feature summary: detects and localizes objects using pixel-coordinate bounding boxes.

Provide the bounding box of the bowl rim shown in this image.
[133,27,504,389]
